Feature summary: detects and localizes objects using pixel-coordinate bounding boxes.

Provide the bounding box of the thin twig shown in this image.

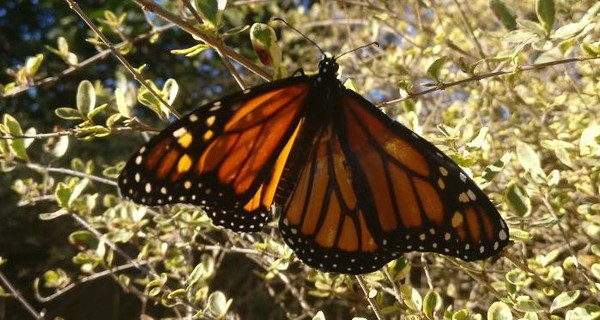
[452,0,490,69]
[2,23,175,99]
[542,194,600,303]
[180,0,246,89]
[133,0,270,81]
[0,131,73,140]
[355,275,383,320]
[380,55,600,106]
[0,270,45,319]
[23,162,117,186]
[35,262,145,302]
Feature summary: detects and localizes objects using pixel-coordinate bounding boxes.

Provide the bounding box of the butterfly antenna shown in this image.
[272,18,325,56]
[335,42,379,60]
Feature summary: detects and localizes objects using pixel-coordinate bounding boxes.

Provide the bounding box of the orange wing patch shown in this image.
[343,96,444,233]
[198,85,309,195]
[341,93,509,261]
[119,82,312,231]
[279,126,397,274]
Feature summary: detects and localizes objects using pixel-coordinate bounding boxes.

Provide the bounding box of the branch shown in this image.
[0,270,45,319]
[380,55,600,107]
[2,23,175,99]
[35,261,145,302]
[23,162,117,187]
[132,0,270,81]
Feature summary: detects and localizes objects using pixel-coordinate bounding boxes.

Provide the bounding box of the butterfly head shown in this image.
[318,57,340,81]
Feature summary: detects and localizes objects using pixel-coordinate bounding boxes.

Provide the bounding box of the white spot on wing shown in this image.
[458,192,470,203]
[499,229,507,241]
[467,189,477,200]
[173,127,188,138]
[439,167,449,176]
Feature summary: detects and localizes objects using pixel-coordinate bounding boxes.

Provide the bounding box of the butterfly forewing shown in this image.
[338,92,510,260]
[118,79,311,231]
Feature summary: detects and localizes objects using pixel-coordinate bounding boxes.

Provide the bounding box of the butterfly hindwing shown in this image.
[118,78,311,231]
[338,91,510,260]
[279,125,400,274]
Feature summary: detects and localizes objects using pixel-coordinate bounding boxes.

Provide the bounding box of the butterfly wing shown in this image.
[118,77,311,231]
[279,125,400,274]
[338,90,510,261]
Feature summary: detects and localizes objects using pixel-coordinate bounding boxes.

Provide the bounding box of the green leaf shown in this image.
[78,125,110,137]
[58,37,69,55]
[250,23,283,75]
[76,80,96,117]
[195,0,226,28]
[554,147,574,169]
[39,209,69,220]
[426,56,447,82]
[87,104,107,120]
[591,264,600,280]
[3,114,29,161]
[162,78,179,106]
[423,291,442,320]
[25,54,44,77]
[55,107,83,120]
[592,245,600,257]
[55,182,70,207]
[452,309,469,320]
[167,288,186,300]
[312,311,326,320]
[553,22,587,40]
[43,269,71,289]
[580,124,600,157]
[487,301,512,320]
[505,181,531,217]
[68,230,99,249]
[506,269,527,285]
[115,87,131,118]
[565,304,600,320]
[138,80,168,120]
[171,44,211,57]
[509,228,530,241]
[516,141,545,182]
[550,290,580,312]
[536,0,555,34]
[400,284,422,311]
[105,113,122,128]
[503,29,537,44]
[207,291,231,317]
[49,135,69,158]
[481,152,512,184]
[490,0,517,30]
[581,42,600,56]
[514,298,543,313]
[222,24,250,37]
[466,126,489,150]
[517,19,547,36]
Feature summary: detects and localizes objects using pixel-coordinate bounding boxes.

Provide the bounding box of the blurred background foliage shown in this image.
[1,0,600,319]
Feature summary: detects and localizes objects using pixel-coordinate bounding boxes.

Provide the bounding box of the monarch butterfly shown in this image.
[118,54,509,274]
